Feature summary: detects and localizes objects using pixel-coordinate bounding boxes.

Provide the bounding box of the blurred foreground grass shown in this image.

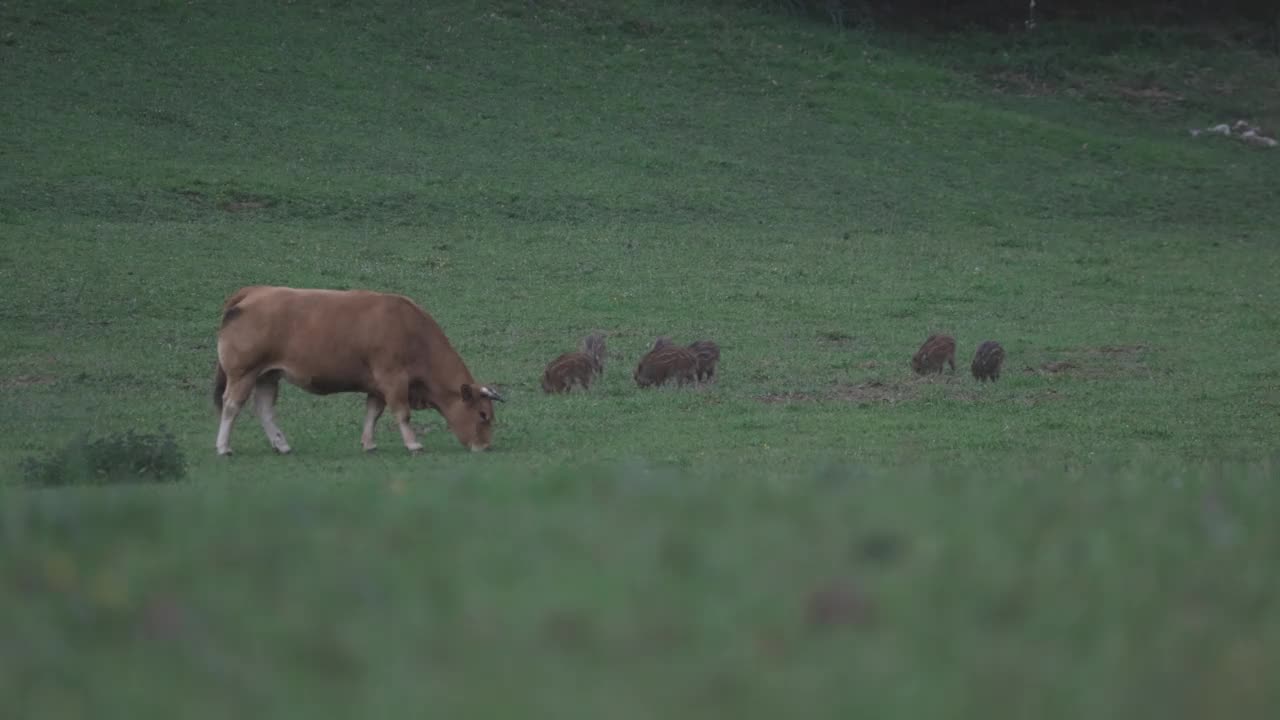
[3,458,1278,719]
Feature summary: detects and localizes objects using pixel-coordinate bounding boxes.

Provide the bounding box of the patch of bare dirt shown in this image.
[758,391,812,404]
[1,375,55,389]
[1095,344,1148,356]
[221,201,269,212]
[1117,85,1184,105]
[816,330,855,346]
[1035,360,1078,374]
[1017,388,1063,407]
[833,380,914,404]
[988,67,1207,110]
[988,70,1054,97]
[219,194,275,212]
[1024,344,1154,380]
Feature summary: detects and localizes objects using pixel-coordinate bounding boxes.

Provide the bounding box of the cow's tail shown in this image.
[219,286,254,327]
[212,287,254,413]
[212,359,228,413]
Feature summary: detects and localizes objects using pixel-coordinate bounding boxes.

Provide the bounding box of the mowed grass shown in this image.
[2,0,1280,717]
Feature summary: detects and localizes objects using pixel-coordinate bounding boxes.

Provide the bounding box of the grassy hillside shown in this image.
[3,1,1278,473]
[1,0,1279,717]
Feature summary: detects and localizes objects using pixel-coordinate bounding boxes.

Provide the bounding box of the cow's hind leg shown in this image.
[253,372,291,454]
[362,394,385,452]
[216,373,257,456]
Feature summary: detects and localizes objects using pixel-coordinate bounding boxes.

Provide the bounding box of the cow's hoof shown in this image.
[407,444,424,455]
[273,446,292,455]
[362,444,378,453]
[217,448,233,457]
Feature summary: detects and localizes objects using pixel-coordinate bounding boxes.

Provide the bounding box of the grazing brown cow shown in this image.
[634,345,699,388]
[971,340,1006,382]
[211,285,504,456]
[910,334,957,375]
[687,339,721,382]
[541,332,607,393]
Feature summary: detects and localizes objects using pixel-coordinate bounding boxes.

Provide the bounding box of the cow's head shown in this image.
[441,384,504,451]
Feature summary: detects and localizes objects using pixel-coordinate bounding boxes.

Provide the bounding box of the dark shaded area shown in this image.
[735,0,1280,37]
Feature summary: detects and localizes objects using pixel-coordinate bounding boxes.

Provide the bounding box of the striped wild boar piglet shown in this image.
[910,334,957,375]
[687,339,721,382]
[634,344,699,388]
[541,332,607,393]
[970,340,1005,382]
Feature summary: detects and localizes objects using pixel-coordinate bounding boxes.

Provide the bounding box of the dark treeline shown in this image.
[734,0,1280,32]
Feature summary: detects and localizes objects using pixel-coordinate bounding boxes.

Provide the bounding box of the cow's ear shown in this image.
[460,383,476,404]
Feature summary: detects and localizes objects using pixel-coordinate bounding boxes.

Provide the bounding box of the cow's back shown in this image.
[217,286,464,395]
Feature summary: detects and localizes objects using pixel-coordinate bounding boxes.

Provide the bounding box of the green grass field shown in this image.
[2,1,1279,717]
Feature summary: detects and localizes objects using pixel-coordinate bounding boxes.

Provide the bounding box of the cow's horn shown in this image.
[479,386,505,402]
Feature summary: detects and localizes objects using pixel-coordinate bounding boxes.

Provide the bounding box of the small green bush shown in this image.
[20,430,187,487]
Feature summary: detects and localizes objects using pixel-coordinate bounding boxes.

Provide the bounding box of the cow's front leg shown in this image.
[388,401,422,454]
[362,395,385,452]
